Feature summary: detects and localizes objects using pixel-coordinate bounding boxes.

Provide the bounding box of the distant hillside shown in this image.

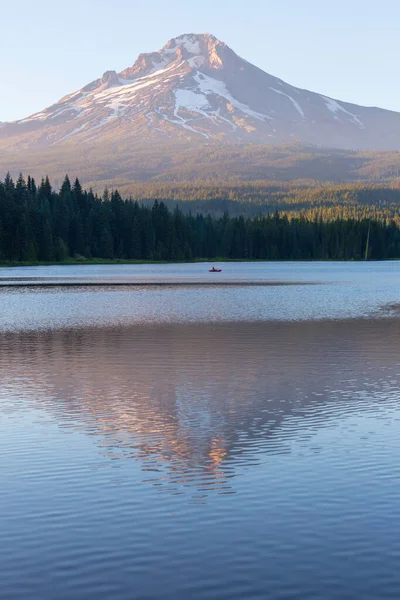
[2,141,400,195]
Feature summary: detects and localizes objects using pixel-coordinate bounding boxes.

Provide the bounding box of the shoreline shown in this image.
[0,257,399,268]
[0,280,319,288]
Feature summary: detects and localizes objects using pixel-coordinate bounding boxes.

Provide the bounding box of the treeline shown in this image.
[130,183,400,221]
[1,173,400,262]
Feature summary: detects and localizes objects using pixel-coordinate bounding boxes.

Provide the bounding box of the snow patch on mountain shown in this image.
[180,37,201,54]
[59,122,89,141]
[161,105,210,138]
[20,111,48,123]
[175,89,210,113]
[270,88,305,119]
[187,55,205,68]
[323,96,364,129]
[193,72,271,122]
[164,34,201,54]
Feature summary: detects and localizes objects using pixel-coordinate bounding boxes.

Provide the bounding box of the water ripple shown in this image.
[1,274,400,597]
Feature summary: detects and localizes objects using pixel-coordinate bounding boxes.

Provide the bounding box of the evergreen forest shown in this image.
[1,172,400,263]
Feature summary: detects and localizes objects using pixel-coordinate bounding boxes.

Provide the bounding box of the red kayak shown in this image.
[209,268,222,272]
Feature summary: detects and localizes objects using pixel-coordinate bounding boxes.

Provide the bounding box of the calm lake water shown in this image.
[1,262,400,599]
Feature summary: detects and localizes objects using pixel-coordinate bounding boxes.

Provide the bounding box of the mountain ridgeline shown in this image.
[3,33,400,191]
[2,173,400,263]
[3,33,400,152]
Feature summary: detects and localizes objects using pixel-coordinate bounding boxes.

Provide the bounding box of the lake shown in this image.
[1,262,400,599]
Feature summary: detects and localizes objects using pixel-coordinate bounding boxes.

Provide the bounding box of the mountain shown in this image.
[3,33,400,151]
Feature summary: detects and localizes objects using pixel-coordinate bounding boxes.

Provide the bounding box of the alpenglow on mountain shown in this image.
[2,33,400,150]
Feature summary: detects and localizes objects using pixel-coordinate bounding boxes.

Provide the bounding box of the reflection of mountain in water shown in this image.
[1,319,399,494]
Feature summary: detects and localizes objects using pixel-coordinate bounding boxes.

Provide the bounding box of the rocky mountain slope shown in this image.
[2,33,400,151]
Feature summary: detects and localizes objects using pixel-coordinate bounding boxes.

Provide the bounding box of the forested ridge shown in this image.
[125,181,400,221]
[1,172,400,262]
[4,141,400,192]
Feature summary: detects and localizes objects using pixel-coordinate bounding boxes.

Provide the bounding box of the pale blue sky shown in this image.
[1,0,400,121]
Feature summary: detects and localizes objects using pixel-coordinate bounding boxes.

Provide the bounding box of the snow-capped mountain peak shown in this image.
[2,33,400,150]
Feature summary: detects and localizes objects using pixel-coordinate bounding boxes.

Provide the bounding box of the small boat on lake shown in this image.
[209,267,222,272]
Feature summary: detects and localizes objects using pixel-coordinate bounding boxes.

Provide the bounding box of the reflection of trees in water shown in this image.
[1,319,399,493]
